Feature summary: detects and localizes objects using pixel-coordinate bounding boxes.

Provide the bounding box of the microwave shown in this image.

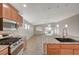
[3,19,18,31]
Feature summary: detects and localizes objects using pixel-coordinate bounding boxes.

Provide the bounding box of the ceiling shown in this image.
[11,3,79,25]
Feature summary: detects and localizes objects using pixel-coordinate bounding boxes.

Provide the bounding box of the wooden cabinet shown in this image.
[11,8,18,21]
[47,44,79,55]
[60,44,73,55]
[47,44,60,55]
[0,4,2,18]
[48,49,60,55]
[3,4,12,20]
[60,49,73,55]
[17,14,23,26]
[74,45,79,55]
[0,47,8,55]
[74,50,79,55]
[0,3,23,28]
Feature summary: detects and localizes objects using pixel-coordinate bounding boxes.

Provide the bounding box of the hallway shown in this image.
[23,35,44,55]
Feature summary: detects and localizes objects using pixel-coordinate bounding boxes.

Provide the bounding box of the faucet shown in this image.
[62,28,68,38]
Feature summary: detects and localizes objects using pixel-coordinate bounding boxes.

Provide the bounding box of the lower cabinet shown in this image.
[47,44,79,55]
[0,48,8,55]
[60,49,73,55]
[47,44,60,55]
[74,49,79,55]
[48,48,60,55]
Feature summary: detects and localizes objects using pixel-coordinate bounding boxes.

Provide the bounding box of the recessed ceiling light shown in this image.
[56,24,59,28]
[65,24,68,28]
[23,4,27,7]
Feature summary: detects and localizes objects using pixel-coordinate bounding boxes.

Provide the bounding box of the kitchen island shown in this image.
[43,35,79,55]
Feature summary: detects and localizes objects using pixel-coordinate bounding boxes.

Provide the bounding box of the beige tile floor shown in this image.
[23,35,43,55]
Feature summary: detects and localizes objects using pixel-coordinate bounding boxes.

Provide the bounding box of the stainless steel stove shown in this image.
[0,37,24,55]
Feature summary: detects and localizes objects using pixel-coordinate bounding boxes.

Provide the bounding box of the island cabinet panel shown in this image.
[60,44,73,55]
[74,50,79,55]
[61,44,74,49]
[47,44,79,55]
[73,45,79,55]
[74,45,79,49]
[47,44,60,55]
[60,49,73,55]
[47,48,60,55]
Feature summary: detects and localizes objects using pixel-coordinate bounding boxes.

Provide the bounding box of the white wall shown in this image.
[34,23,56,35]
[34,13,79,38]
[23,20,34,40]
[57,14,79,37]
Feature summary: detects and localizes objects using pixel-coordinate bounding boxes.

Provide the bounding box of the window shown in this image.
[24,24,28,30]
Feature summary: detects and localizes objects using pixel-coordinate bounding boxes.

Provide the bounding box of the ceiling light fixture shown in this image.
[56,24,59,28]
[65,24,68,28]
[23,4,27,7]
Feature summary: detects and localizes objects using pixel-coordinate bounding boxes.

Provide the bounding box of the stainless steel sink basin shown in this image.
[55,38,79,42]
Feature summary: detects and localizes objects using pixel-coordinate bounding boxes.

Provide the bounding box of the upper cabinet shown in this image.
[17,14,23,26]
[3,4,12,20]
[11,7,18,22]
[0,3,23,26]
[0,4,2,18]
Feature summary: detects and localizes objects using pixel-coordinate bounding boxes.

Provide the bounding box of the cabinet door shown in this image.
[3,4,12,19]
[74,49,79,55]
[61,44,73,49]
[74,45,79,55]
[0,48,8,55]
[74,45,79,49]
[60,49,73,55]
[11,8,17,21]
[47,48,60,55]
[17,14,23,26]
[0,4,2,18]
[47,44,60,55]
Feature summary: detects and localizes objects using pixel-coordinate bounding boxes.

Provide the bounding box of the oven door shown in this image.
[11,43,23,55]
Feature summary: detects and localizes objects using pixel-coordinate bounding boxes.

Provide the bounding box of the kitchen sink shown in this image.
[55,38,79,42]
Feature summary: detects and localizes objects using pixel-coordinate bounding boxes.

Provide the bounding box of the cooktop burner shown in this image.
[0,37,21,45]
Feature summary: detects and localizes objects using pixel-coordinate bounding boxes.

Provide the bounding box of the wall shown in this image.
[34,23,56,35]
[23,20,34,40]
[57,13,79,37]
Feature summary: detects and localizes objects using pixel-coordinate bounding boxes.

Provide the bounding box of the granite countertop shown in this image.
[43,35,79,44]
[0,45,8,51]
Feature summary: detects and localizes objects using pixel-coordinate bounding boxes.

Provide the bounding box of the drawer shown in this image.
[47,49,60,55]
[74,45,79,49]
[74,49,79,55]
[0,48,8,55]
[61,44,74,49]
[60,49,73,55]
[47,44,60,49]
